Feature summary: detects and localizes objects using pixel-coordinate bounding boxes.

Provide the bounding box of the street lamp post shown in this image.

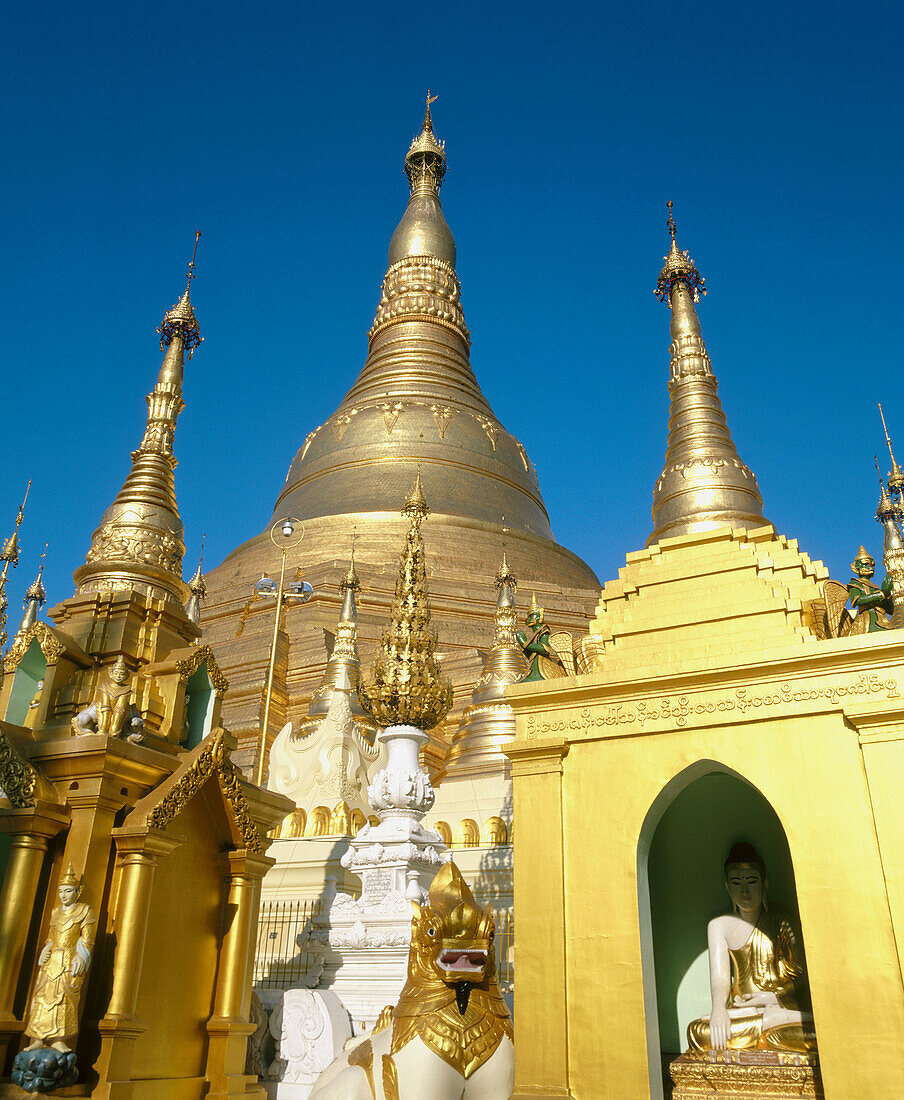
[255,517,312,786]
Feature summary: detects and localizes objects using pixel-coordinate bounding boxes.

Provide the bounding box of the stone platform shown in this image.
[670,1051,824,1099]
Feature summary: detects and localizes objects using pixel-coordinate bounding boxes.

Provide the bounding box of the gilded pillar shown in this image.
[205,849,273,1099]
[94,828,181,1100]
[505,736,572,1099]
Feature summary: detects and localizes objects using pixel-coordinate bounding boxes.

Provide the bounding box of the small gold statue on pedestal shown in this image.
[23,866,95,1054]
[12,866,96,1093]
[671,843,822,1099]
[71,656,144,742]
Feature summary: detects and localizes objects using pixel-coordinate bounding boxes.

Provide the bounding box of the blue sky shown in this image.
[2,0,903,618]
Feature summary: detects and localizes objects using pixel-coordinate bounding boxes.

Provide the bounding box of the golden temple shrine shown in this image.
[0,98,902,1100]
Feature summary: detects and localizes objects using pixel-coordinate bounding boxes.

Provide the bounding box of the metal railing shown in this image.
[253,899,514,992]
[253,898,322,990]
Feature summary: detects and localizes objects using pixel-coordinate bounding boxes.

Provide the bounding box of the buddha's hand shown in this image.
[710,1006,731,1049]
[732,991,779,1008]
[38,945,51,967]
[70,956,86,978]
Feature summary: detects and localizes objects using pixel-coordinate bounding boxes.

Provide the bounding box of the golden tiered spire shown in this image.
[648,203,768,545]
[302,543,374,731]
[74,236,202,606]
[185,534,207,626]
[445,547,529,776]
[0,481,30,650]
[16,543,47,639]
[359,476,453,730]
[270,97,560,546]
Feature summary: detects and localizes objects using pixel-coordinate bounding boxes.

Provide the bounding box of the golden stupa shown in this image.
[201,97,600,776]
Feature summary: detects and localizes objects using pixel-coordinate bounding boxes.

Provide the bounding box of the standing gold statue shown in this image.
[23,866,96,1052]
[687,843,816,1054]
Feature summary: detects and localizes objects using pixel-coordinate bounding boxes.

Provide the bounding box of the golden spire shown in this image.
[16,543,47,638]
[0,481,30,651]
[304,543,374,729]
[648,203,768,545]
[74,238,203,606]
[185,534,207,626]
[388,92,455,267]
[445,547,528,776]
[875,458,904,627]
[358,476,453,730]
[879,404,904,493]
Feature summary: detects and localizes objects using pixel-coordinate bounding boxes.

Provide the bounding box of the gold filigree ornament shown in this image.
[175,644,228,695]
[0,731,38,807]
[3,623,65,674]
[145,728,265,852]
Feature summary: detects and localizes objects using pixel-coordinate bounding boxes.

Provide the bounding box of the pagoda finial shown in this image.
[341,536,360,594]
[185,534,207,626]
[16,543,47,639]
[879,404,904,493]
[0,481,31,651]
[158,231,203,359]
[648,208,768,545]
[424,90,438,132]
[403,93,447,196]
[403,468,429,527]
[495,547,516,591]
[656,202,706,304]
[359,482,453,730]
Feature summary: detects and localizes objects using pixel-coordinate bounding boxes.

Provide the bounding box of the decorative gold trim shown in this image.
[175,644,228,696]
[0,731,38,807]
[145,728,265,852]
[3,623,65,673]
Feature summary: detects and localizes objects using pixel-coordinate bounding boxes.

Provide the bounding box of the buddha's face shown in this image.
[855,556,875,579]
[58,884,80,907]
[725,862,766,920]
[111,664,129,684]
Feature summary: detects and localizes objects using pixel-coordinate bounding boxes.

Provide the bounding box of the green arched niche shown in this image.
[5,639,47,726]
[645,769,800,1056]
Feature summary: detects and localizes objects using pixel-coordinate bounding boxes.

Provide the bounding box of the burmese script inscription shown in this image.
[525,673,899,739]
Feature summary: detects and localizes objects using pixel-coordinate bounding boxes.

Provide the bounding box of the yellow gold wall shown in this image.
[130,786,223,1086]
[506,528,904,1100]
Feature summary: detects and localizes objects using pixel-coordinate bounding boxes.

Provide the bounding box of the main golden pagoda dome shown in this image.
[200,98,601,775]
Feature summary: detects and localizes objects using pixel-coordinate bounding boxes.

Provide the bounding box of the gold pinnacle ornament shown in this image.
[0,481,30,651]
[649,203,768,544]
[358,473,453,730]
[74,236,202,606]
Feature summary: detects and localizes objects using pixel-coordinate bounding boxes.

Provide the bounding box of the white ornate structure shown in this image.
[268,989,351,1100]
[311,724,450,1032]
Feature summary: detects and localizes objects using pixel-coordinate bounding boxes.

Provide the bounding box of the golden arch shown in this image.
[481,816,507,846]
[433,820,452,846]
[453,818,479,848]
[305,806,331,837]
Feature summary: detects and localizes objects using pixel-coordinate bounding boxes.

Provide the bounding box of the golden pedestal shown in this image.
[669,1052,824,1099]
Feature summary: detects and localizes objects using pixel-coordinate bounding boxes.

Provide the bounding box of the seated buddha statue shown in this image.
[687,842,817,1055]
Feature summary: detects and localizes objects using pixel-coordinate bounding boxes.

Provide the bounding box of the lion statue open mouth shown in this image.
[310,861,514,1099]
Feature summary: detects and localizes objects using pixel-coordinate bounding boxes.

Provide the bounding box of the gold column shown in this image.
[505,737,573,1099]
[205,849,272,1099]
[94,828,182,1100]
[0,804,70,1064]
